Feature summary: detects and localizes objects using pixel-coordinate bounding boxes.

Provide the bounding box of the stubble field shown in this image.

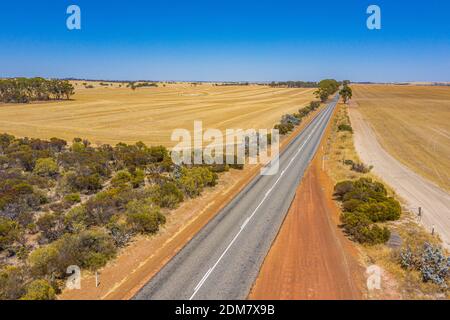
[0,82,315,147]
[351,84,450,191]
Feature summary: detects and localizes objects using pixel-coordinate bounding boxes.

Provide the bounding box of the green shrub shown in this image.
[342,212,390,244]
[130,168,145,188]
[343,159,354,166]
[274,123,294,135]
[64,205,88,233]
[338,124,353,133]
[28,244,60,277]
[351,162,372,173]
[72,228,117,271]
[36,213,64,242]
[20,279,56,300]
[336,178,400,245]
[29,228,117,276]
[177,167,218,198]
[154,182,184,209]
[0,266,26,300]
[111,170,132,187]
[125,199,165,234]
[0,218,22,250]
[33,158,59,177]
[334,180,354,199]
[342,198,364,212]
[310,101,320,110]
[63,171,103,193]
[63,193,81,204]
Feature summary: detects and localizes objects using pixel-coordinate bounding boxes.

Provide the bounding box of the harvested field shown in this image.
[0,83,315,147]
[351,85,450,191]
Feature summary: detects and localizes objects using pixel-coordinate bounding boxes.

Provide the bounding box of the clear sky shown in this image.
[0,0,449,82]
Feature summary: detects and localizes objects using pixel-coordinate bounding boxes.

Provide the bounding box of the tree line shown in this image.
[0,78,75,103]
[274,100,321,135]
[269,81,317,88]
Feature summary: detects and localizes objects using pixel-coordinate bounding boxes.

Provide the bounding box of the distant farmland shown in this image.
[0,82,315,147]
[352,84,450,191]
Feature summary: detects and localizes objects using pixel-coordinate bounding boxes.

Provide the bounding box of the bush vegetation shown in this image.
[0,132,228,299]
[334,178,401,245]
[0,78,74,103]
[273,100,321,136]
[338,124,353,133]
[400,243,449,290]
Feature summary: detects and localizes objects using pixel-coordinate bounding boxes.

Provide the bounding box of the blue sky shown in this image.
[0,0,449,82]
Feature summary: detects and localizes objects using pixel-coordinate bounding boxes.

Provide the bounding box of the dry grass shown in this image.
[325,102,448,300]
[325,103,363,183]
[352,84,450,191]
[0,82,315,147]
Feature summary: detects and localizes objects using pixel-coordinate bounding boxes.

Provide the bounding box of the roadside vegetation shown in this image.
[0,78,74,103]
[272,79,341,137]
[314,79,340,102]
[339,83,353,103]
[274,101,321,135]
[334,178,400,245]
[272,78,341,136]
[325,102,449,299]
[0,133,238,300]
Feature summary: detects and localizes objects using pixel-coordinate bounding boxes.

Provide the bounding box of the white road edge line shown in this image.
[189,103,334,300]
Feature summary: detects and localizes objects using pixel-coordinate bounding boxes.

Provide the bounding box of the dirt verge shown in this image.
[248,106,365,300]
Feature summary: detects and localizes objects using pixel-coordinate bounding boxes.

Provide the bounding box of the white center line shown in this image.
[189,102,334,300]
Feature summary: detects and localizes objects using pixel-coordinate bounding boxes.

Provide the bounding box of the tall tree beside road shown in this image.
[339,85,353,104]
[314,79,340,102]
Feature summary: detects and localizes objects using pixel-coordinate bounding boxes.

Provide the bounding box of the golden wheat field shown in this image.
[352,84,450,191]
[0,82,315,147]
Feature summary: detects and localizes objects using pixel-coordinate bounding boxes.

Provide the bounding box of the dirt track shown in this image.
[349,102,450,249]
[249,111,364,300]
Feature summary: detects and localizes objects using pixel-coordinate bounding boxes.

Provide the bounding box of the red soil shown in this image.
[249,110,364,300]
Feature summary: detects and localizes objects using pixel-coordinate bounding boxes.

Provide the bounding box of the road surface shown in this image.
[349,103,450,249]
[249,146,362,300]
[134,96,339,300]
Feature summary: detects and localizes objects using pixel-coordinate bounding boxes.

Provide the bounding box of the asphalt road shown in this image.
[134,95,339,300]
